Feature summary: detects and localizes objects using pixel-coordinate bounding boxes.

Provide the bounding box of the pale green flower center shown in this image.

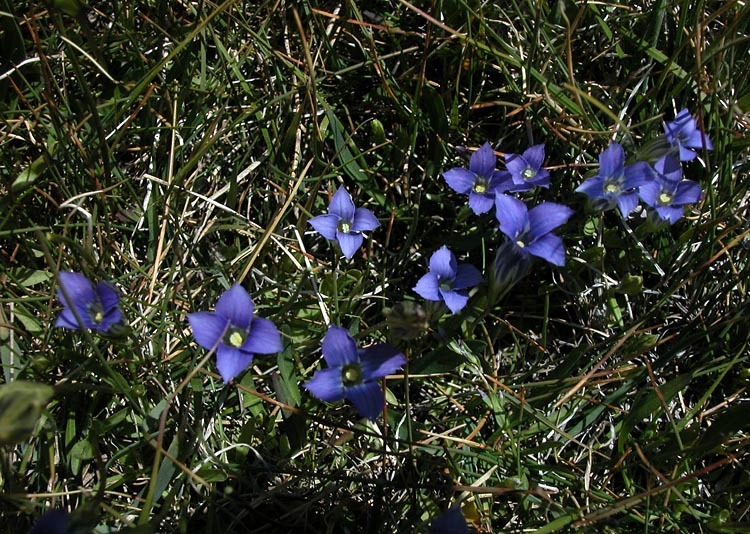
[473,177,488,194]
[224,327,247,348]
[338,220,352,233]
[604,180,621,195]
[522,168,536,180]
[515,240,526,248]
[88,302,104,324]
[438,278,453,292]
[341,363,363,387]
[658,192,673,205]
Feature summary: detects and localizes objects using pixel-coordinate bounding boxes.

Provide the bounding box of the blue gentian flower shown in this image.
[442,142,511,214]
[429,506,471,534]
[495,195,574,266]
[30,509,70,534]
[638,155,702,224]
[505,143,550,192]
[308,186,380,259]
[664,108,713,161]
[413,246,482,314]
[55,271,123,332]
[188,284,282,383]
[304,326,406,420]
[575,142,654,218]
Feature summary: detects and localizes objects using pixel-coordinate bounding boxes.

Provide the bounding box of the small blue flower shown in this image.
[304,326,406,420]
[188,284,282,383]
[505,143,550,192]
[429,506,471,534]
[308,186,380,259]
[413,246,482,314]
[30,509,70,534]
[575,142,654,218]
[664,108,713,161]
[55,271,123,332]
[495,195,574,266]
[638,155,702,224]
[442,142,511,214]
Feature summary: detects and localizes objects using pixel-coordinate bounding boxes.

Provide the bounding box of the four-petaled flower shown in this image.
[304,326,406,420]
[413,246,482,314]
[442,142,511,214]
[664,108,713,162]
[505,143,550,192]
[308,186,380,259]
[638,155,702,224]
[575,142,654,218]
[55,271,123,332]
[495,195,574,266]
[188,284,282,383]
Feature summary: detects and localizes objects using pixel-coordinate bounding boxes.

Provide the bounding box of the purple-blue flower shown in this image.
[308,186,380,259]
[505,143,550,192]
[304,326,406,420]
[413,246,482,314]
[442,142,511,214]
[639,155,702,224]
[575,142,654,218]
[429,506,471,534]
[495,195,574,266]
[30,509,70,534]
[55,271,123,332]
[664,108,713,161]
[188,284,282,383]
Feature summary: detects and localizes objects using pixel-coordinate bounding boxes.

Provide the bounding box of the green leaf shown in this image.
[0,381,54,445]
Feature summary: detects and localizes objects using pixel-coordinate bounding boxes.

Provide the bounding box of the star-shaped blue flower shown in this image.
[413,246,482,314]
[188,284,282,383]
[442,142,511,214]
[495,195,574,266]
[575,142,654,218]
[308,186,380,259]
[664,108,713,162]
[505,143,550,192]
[55,271,123,332]
[304,326,406,421]
[638,155,702,224]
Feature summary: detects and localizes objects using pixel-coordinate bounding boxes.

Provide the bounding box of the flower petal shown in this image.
[468,192,495,214]
[351,207,379,232]
[656,205,685,224]
[304,367,345,402]
[638,181,660,207]
[428,246,457,280]
[322,326,359,367]
[615,191,640,218]
[215,344,253,383]
[673,180,702,205]
[100,307,124,332]
[442,167,475,195]
[439,287,470,314]
[528,202,573,239]
[598,143,624,179]
[654,155,682,183]
[495,194,528,239]
[57,271,96,311]
[345,380,384,420]
[526,233,566,266]
[453,263,482,290]
[504,152,526,178]
[96,282,120,313]
[336,231,364,259]
[55,308,83,330]
[329,186,356,220]
[523,144,546,170]
[214,284,254,328]
[469,142,496,178]
[623,161,654,189]
[430,507,470,534]
[243,317,282,354]
[413,272,441,301]
[309,214,340,240]
[360,344,406,380]
[188,312,228,350]
[575,176,605,199]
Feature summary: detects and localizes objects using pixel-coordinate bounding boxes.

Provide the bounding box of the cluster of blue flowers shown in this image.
[54,110,711,425]
[576,109,710,224]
